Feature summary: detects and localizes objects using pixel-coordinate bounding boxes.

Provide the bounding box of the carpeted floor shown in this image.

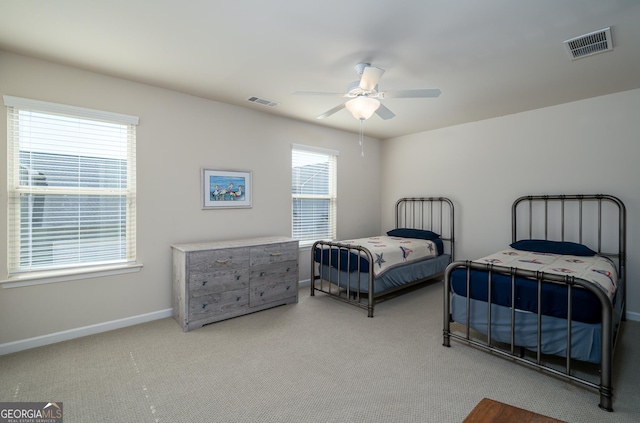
[1,281,638,422]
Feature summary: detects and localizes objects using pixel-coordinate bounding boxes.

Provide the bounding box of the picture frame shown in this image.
[202,168,252,209]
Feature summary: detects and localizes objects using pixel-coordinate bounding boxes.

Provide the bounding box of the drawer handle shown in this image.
[202,280,207,286]
[216,259,230,264]
[270,252,282,257]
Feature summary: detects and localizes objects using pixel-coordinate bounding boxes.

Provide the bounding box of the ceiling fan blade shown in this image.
[359,66,385,91]
[375,104,396,120]
[381,88,442,99]
[316,103,346,119]
[292,91,346,96]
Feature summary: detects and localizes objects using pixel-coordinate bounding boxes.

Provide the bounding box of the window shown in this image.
[291,144,338,247]
[4,96,138,278]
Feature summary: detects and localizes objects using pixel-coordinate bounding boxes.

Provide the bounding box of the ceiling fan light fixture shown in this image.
[345,96,380,120]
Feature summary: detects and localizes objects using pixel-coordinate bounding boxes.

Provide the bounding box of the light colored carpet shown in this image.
[1,281,638,423]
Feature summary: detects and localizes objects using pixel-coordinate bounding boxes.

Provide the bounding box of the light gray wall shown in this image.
[3,48,637,348]
[0,51,381,345]
[380,88,640,318]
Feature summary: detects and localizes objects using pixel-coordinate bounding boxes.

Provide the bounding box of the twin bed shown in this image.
[311,197,454,317]
[443,194,626,412]
[311,194,627,412]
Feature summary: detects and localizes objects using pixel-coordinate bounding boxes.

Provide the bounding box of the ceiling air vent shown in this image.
[564,27,613,60]
[247,96,279,108]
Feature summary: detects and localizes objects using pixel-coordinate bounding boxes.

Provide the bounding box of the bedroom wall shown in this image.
[0,51,382,347]
[380,88,640,319]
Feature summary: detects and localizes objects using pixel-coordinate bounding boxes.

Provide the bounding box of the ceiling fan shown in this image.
[293,63,441,121]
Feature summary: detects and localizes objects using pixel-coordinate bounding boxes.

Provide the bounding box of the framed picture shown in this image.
[202,169,252,209]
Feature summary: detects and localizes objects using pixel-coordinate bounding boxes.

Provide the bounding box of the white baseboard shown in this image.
[1,305,637,355]
[298,278,310,287]
[626,310,640,322]
[0,308,173,356]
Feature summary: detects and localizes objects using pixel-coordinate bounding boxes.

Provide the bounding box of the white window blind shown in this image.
[4,96,138,275]
[291,144,338,247]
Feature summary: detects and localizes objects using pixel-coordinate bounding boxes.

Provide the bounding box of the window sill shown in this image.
[0,263,144,288]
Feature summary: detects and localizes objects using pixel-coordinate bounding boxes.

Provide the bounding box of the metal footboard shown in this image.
[442,194,626,412]
[443,261,619,411]
[310,240,376,316]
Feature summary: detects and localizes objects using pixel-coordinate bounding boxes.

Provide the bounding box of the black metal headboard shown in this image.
[512,194,626,286]
[395,197,455,260]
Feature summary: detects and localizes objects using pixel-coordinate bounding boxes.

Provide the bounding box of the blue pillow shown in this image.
[387,228,440,240]
[510,239,596,257]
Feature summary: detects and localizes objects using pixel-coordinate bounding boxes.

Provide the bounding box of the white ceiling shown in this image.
[1,0,640,139]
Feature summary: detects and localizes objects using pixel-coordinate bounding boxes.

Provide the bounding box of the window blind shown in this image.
[4,96,138,275]
[291,145,337,247]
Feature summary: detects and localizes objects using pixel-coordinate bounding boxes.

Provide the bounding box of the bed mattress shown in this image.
[450,250,619,324]
[319,253,450,294]
[314,237,444,275]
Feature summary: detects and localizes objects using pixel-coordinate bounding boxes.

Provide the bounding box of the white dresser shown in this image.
[171,236,299,332]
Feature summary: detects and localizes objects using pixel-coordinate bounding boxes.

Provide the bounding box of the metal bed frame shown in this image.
[311,197,454,317]
[443,194,626,412]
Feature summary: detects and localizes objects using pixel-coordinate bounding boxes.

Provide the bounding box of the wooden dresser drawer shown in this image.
[188,288,249,320]
[250,274,298,306]
[188,268,249,297]
[250,259,297,284]
[188,247,249,270]
[250,242,297,266]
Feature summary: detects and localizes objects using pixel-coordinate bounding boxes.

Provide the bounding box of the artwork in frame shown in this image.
[202,169,252,209]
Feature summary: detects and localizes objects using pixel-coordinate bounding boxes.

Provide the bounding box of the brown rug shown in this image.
[463,398,568,423]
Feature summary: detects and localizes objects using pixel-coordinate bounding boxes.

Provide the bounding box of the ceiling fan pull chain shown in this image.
[359,118,365,158]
